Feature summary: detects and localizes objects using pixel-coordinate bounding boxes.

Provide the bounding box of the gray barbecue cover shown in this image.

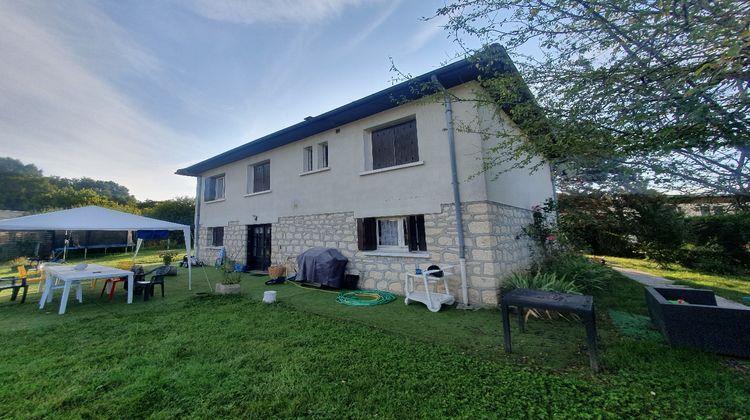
[296,247,348,288]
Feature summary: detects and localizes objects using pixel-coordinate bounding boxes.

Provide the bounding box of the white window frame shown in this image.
[317,142,328,169]
[247,160,271,194]
[303,146,313,172]
[205,174,225,202]
[376,217,407,251]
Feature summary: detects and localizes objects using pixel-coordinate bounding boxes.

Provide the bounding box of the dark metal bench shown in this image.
[0,276,28,304]
[501,288,600,372]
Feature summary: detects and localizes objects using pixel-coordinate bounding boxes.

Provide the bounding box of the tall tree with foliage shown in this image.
[0,156,138,211]
[142,197,195,229]
[0,157,43,177]
[433,0,750,196]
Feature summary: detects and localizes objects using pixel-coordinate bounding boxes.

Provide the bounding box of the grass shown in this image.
[603,255,750,303]
[0,251,749,417]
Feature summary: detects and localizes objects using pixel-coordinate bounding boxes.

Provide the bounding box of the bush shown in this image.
[158,251,178,266]
[675,245,745,275]
[535,253,611,292]
[503,272,581,294]
[504,252,614,295]
[558,193,685,265]
[685,213,750,267]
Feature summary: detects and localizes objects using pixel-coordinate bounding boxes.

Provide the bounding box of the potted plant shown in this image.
[158,251,178,266]
[215,259,242,295]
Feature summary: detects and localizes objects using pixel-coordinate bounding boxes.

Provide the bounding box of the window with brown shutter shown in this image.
[357,215,426,252]
[356,218,377,251]
[406,215,427,251]
[371,119,418,170]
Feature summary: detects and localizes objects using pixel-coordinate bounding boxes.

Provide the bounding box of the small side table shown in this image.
[500,288,600,372]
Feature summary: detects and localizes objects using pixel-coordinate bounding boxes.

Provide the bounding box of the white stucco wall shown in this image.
[475,99,555,209]
[195,82,553,226]
[198,83,490,226]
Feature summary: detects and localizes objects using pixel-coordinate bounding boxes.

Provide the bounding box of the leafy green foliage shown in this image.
[559,193,685,265]
[504,271,581,294]
[158,251,179,266]
[142,197,196,244]
[142,196,195,228]
[0,157,42,177]
[536,253,613,292]
[0,156,137,211]
[49,177,135,205]
[686,213,750,266]
[521,198,559,259]
[563,193,750,273]
[434,1,750,197]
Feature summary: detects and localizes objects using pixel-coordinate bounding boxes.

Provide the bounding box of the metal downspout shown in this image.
[194,176,202,262]
[432,75,470,308]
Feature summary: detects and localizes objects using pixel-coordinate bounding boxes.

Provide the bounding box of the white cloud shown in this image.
[0,2,196,200]
[343,0,402,50]
[403,14,449,54]
[181,0,377,24]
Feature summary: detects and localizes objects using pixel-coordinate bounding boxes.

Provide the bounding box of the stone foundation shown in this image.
[199,200,534,307]
[198,222,247,266]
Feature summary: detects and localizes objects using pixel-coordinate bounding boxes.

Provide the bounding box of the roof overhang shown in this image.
[176,44,535,177]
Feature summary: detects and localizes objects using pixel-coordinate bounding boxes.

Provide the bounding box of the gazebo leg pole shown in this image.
[184,227,192,291]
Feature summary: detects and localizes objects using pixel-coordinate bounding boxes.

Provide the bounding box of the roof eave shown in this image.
[176,44,518,177]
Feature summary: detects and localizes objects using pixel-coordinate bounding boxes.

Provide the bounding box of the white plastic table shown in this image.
[40,264,134,315]
[404,265,455,312]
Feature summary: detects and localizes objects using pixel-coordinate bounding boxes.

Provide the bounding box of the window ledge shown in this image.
[244,190,271,197]
[299,167,330,177]
[204,198,226,204]
[362,251,431,259]
[360,161,424,176]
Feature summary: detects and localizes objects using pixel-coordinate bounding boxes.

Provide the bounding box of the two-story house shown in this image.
[177,45,554,307]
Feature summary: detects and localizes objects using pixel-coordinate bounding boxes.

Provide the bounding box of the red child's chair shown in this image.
[100,276,127,300]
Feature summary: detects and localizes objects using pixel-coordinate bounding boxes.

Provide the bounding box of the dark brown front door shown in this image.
[247,224,272,271]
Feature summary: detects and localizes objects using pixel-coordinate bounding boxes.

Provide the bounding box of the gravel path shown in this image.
[612,266,748,310]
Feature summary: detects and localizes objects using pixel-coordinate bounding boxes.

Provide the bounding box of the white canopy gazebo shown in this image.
[0,206,193,289]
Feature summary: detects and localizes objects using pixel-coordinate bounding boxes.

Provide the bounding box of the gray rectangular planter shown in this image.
[645,286,750,358]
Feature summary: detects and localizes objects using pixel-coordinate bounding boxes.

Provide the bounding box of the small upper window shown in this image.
[371,119,418,170]
[318,142,329,169]
[303,146,313,172]
[247,160,270,193]
[204,174,225,202]
[210,227,224,247]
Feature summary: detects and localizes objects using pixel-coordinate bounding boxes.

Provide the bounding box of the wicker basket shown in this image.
[268,265,286,278]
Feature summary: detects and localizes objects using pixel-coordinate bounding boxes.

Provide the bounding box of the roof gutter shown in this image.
[431,75,470,308]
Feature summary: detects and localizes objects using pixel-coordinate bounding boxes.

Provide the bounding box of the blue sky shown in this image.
[0,0,478,200]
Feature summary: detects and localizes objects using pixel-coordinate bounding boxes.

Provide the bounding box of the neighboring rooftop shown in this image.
[176,44,520,177]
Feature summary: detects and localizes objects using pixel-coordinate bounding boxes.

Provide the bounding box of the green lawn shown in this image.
[603,255,750,303]
[0,252,748,417]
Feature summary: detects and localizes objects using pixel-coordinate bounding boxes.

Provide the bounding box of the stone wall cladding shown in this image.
[201,201,533,307]
[198,221,247,266]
